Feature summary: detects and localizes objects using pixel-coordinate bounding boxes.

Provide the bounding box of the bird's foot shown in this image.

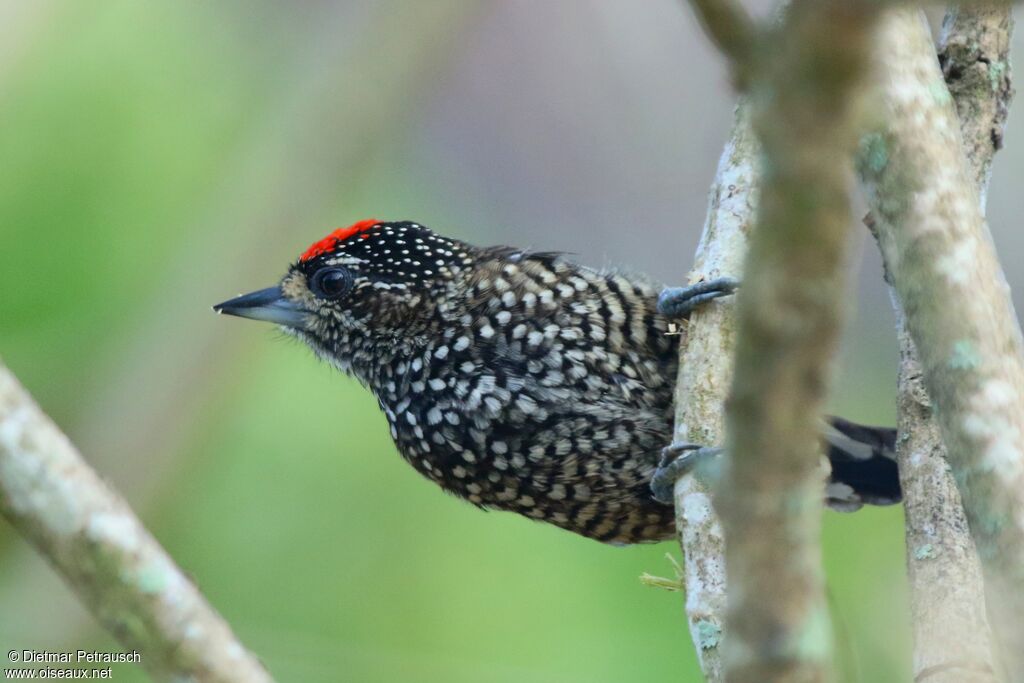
[657,277,740,319]
[650,443,724,504]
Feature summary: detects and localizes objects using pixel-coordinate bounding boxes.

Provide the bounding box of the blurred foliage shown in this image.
[0,1,921,681]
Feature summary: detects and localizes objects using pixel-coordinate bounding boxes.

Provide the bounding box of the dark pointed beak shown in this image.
[213,286,309,328]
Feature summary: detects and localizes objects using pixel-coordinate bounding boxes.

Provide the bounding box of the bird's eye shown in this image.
[310,267,353,299]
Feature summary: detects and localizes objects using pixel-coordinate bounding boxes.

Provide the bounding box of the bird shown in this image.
[214,219,901,544]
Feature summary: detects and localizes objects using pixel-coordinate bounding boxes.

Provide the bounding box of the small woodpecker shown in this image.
[215,220,900,544]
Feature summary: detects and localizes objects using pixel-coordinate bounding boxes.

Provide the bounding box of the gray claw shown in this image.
[650,443,724,504]
[658,277,740,319]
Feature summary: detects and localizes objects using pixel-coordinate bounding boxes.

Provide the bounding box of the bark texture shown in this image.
[860,9,1024,680]
[938,5,1015,206]
[889,317,997,683]
[670,104,759,682]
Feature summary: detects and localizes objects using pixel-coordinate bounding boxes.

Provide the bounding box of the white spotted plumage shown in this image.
[272,220,900,544]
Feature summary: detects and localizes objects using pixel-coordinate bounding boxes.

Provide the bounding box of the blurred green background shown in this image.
[2,1,1022,681]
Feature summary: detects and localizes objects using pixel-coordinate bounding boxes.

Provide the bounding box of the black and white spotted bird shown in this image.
[214,220,901,544]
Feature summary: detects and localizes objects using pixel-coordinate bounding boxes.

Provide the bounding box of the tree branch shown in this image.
[668,103,758,683]
[717,1,883,679]
[858,8,1013,682]
[859,7,1024,678]
[0,363,272,683]
[885,308,998,683]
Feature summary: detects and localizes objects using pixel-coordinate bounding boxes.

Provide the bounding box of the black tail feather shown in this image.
[823,416,901,511]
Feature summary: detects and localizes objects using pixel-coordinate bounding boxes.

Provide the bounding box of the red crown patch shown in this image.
[299,219,380,262]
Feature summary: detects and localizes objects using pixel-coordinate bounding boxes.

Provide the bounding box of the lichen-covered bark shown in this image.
[718,1,881,680]
[670,104,758,682]
[938,5,1015,207]
[0,364,272,683]
[860,9,1024,679]
[860,8,1014,682]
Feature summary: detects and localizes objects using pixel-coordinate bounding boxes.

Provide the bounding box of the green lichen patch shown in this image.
[136,560,171,595]
[857,132,889,175]
[988,61,1007,93]
[695,619,722,650]
[913,543,937,560]
[949,340,981,370]
[928,80,953,105]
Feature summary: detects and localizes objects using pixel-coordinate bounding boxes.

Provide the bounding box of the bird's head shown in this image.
[214,220,475,375]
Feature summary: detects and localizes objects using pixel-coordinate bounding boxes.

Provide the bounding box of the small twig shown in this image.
[639,553,686,592]
[686,0,759,86]
[0,363,272,683]
[859,8,1024,677]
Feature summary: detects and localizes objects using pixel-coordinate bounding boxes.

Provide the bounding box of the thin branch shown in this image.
[859,8,1024,678]
[718,0,883,679]
[686,0,759,85]
[886,315,998,683]
[669,103,758,682]
[0,363,272,683]
[669,5,762,677]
